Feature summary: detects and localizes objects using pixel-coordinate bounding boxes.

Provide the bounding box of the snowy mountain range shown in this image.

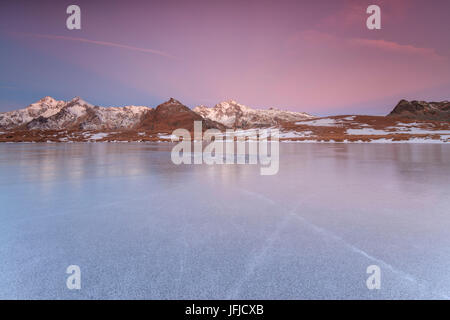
[193,100,314,129]
[0,96,151,131]
[1,97,449,143]
[0,97,313,131]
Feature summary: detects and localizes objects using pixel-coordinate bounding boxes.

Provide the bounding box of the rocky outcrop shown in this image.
[136,98,226,132]
[387,100,450,121]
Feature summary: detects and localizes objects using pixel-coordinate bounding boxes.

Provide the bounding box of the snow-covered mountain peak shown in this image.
[193,100,315,129]
[36,96,58,104]
[0,97,153,131]
[212,100,253,115]
[68,97,94,107]
[28,96,64,110]
[0,97,67,129]
[1,96,315,131]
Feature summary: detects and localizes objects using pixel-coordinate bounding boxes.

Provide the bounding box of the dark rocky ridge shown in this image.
[136,98,226,132]
[388,100,450,121]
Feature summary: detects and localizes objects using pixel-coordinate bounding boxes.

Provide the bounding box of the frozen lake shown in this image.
[1,142,450,299]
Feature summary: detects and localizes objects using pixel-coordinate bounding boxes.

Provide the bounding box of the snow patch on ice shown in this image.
[89,133,110,140]
[385,127,450,135]
[158,134,177,140]
[279,131,313,138]
[280,137,448,144]
[296,118,338,126]
[347,127,450,136]
[346,128,391,135]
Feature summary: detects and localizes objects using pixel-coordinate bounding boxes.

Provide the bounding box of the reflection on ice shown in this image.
[0,143,449,299]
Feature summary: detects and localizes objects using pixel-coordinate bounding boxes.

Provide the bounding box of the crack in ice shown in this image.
[229,189,450,299]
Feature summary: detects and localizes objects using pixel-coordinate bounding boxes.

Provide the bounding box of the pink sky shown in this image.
[0,0,449,115]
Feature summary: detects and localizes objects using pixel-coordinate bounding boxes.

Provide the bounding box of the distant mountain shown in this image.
[137,98,226,132]
[193,100,314,129]
[0,96,67,129]
[0,96,150,131]
[1,97,449,143]
[387,100,450,121]
[0,97,224,132]
[26,97,150,131]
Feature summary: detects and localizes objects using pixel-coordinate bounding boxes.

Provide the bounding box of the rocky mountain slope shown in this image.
[137,98,226,132]
[387,100,450,121]
[193,100,314,129]
[0,97,223,132]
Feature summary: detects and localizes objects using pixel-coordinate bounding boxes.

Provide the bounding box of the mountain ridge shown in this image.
[1,97,449,143]
[193,100,315,129]
[387,99,450,121]
[0,97,314,131]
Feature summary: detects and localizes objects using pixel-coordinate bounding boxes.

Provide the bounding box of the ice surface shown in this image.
[0,143,450,299]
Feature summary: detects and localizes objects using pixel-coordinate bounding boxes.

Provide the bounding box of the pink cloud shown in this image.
[349,38,445,60]
[318,1,365,29]
[11,32,178,60]
[278,28,450,112]
[295,30,445,61]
